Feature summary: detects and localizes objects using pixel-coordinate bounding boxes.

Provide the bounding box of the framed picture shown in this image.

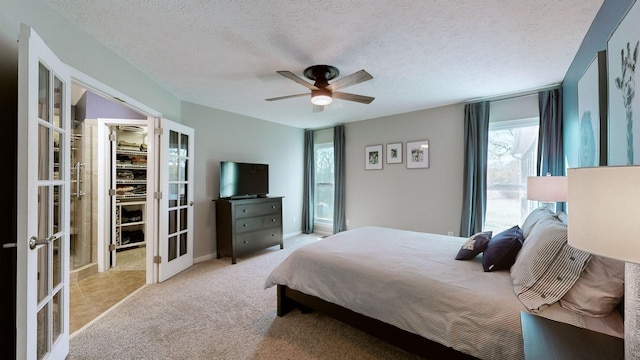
[577,50,607,167]
[365,144,383,170]
[607,0,640,165]
[386,142,403,164]
[406,140,429,169]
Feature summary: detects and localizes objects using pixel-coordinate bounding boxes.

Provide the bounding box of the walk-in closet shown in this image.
[69,84,148,332]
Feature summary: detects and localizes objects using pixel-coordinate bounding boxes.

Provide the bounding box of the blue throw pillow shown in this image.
[455,231,492,260]
[482,225,524,272]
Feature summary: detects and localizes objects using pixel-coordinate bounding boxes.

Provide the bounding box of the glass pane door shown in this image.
[158,120,194,282]
[17,25,71,359]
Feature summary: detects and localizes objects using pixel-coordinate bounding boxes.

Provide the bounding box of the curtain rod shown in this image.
[465,83,561,104]
[305,124,343,132]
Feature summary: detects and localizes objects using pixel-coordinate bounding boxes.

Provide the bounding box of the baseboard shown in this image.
[284,230,302,239]
[194,253,216,264]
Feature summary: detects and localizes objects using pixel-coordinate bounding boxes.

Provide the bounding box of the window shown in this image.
[485,118,539,232]
[314,130,334,226]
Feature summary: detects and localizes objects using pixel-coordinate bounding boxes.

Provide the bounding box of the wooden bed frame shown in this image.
[277,284,478,359]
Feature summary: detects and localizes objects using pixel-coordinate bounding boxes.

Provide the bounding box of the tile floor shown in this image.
[70,269,145,334]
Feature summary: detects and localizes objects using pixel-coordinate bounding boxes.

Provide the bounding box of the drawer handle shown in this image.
[243,224,248,227]
[271,234,275,237]
[272,205,276,209]
[272,218,276,222]
[243,240,248,244]
[242,209,247,213]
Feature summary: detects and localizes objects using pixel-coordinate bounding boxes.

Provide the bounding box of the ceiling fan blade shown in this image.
[326,70,373,91]
[333,92,375,104]
[265,93,309,101]
[312,105,324,113]
[276,70,318,90]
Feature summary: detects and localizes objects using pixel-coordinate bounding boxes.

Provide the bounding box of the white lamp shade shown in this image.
[527,175,568,202]
[567,166,640,264]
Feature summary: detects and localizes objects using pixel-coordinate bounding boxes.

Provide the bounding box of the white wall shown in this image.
[345,104,465,235]
[181,102,304,259]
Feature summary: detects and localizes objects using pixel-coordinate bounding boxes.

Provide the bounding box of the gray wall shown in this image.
[181,102,304,259]
[0,0,182,121]
[2,0,631,265]
[345,104,465,235]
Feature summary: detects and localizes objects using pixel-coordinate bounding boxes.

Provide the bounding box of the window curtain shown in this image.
[302,129,314,234]
[333,125,346,233]
[537,88,565,212]
[460,101,490,237]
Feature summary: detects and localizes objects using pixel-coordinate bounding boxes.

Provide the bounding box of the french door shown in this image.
[17,24,71,359]
[157,119,194,282]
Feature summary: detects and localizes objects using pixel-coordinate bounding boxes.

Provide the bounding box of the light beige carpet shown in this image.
[68,234,422,359]
[111,246,146,271]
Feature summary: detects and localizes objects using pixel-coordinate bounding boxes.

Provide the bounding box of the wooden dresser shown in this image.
[215,197,283,264]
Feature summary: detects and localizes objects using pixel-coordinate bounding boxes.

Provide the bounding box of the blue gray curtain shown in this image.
[460,101,490,237]
[302,130,314,233]
[537,88,565,212]
[333,125,346,233]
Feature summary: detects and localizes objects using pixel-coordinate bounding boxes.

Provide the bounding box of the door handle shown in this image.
[29,235,56,250]
[190,201,194,206]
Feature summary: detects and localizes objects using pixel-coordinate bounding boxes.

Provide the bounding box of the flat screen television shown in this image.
[219,161,269,199]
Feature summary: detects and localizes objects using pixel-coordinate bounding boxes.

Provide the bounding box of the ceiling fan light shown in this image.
[311,95,332,106]
[311,89,332,105]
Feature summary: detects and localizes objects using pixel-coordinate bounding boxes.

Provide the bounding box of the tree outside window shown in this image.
[485,122,538,232]
[314,143,334,224]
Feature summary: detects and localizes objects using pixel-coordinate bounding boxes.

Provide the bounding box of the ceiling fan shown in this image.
[266,65,374,112]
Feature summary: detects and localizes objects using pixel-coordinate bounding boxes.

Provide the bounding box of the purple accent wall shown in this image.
[75,91,146,120]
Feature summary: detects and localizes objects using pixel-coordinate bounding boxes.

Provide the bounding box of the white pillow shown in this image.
[559,255,625,317]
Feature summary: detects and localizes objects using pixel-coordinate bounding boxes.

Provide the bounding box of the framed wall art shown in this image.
[365,144,383,170]
[406,140,429,169]
[607,0,640,165]
[386,142,402,164]
[577,50,607,167]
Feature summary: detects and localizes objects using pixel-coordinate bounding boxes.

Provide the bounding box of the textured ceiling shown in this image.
[45,0,603,129]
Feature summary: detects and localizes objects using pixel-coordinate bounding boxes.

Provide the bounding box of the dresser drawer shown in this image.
[236,229,282,253]
[235,214,281,233]
[235,201,281,218]
[235,217,263,233]
[262,214,281,227]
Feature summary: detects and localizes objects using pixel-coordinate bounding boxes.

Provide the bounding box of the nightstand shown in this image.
[520,311,624,359]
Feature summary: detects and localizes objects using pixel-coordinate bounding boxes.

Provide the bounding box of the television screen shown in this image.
[219,162,269,199]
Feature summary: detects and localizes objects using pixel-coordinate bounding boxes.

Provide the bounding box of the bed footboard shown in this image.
[276,284,477,359]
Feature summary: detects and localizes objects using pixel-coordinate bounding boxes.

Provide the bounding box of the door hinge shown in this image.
[109,133,116,142]
[153,255,162,264]
[109,244,116,251]
[154,192,162,200]
[155,127,163,136]
[109,189,116,196]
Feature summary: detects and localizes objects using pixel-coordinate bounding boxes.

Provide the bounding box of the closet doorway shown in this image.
[69,83,150,333]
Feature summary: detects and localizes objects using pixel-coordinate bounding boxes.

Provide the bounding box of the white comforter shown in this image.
[265,226,621,360]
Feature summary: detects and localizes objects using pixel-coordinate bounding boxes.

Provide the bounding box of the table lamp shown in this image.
[567,165,640,359]
[527,174,567,211]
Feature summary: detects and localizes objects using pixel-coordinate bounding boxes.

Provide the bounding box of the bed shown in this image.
[265,209,625,359]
